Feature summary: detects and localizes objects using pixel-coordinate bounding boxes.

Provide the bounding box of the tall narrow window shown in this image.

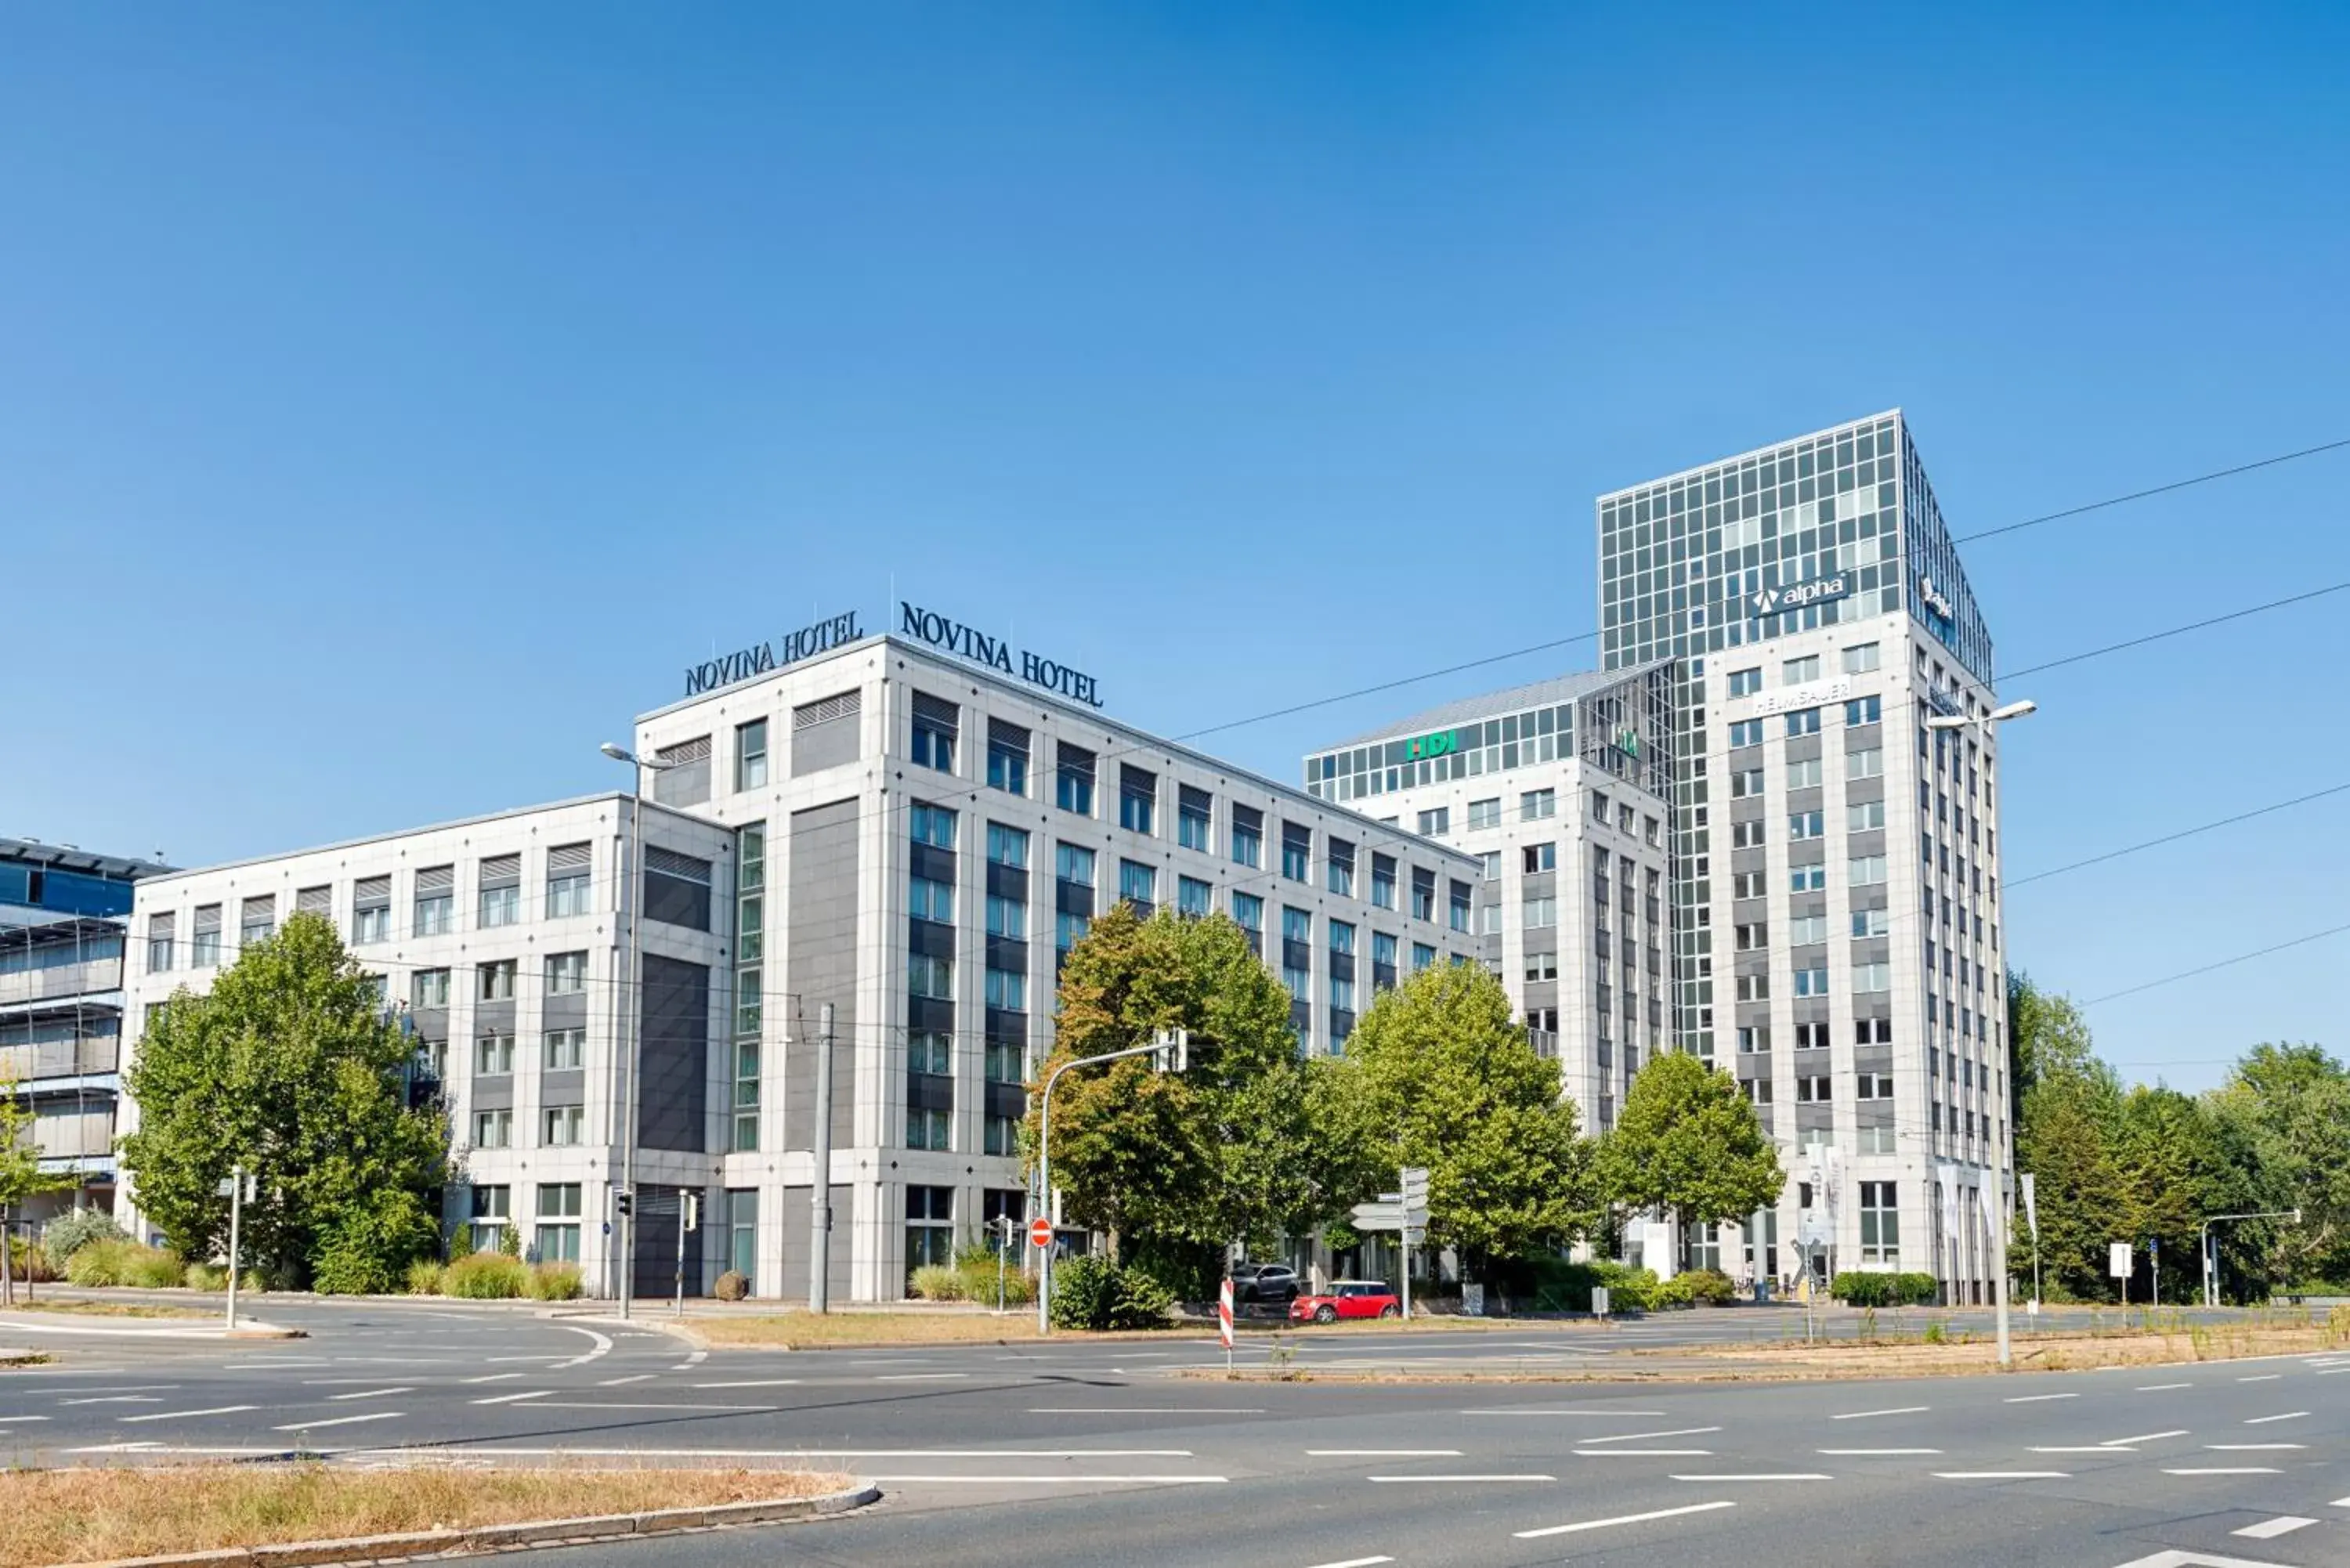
[910,692,959,772]
[1231,804,1264,868]
[353,876,392,942]
[1056,742,1095,815]
[479,854,521,928]
[545,844,591,917]
[1119,765,1157,835]
[1177,786,1213,852]
[987,718,1030,795]
[414,867,454,936]
[736,717,769,791]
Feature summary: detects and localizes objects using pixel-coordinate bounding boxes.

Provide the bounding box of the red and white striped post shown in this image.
[1218,1275,1235,1373]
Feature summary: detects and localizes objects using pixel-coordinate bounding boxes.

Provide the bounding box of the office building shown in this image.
[121,613,1484,1300]
[2,839,168,1225]
[1301,664,1676,1133]
[1598,410,2010,1300]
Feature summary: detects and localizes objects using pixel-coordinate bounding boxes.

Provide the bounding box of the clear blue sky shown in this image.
[6,5,2345,1090]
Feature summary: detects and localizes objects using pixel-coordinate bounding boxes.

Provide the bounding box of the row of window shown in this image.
[401,952,590,1009]
[465,1182,584,1263]
[1726,694,1882,747]
[1722,642,1882,699]
[1729,960,1894,999]
[1726,747,1885,797]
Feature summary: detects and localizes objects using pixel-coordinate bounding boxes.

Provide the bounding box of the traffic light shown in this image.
[615,1190,634,1218]
[683,1192,701,1232]
[1152,1028,1189,1074]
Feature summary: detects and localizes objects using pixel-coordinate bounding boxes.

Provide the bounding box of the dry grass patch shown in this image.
[2,1299,216,1321]
[0,1463,851,1568]
[689,1308,1568,1349]
[1672,1316,2348,1376]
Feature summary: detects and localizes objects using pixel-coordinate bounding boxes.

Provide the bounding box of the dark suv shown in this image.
[1230,1263,1300,1304]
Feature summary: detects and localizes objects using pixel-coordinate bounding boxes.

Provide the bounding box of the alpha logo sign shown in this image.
[1916,574,1956,622]
[898,602,1104,708]
[683,609,863,697]
[1749,570,1852,618]
[1404,729,1460,761]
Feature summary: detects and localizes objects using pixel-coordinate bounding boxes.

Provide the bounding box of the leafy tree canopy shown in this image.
[1594,1050,1782,1237]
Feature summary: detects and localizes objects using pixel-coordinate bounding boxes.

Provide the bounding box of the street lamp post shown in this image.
[2200,1208,2300,1308]
[1924,697,2037,1367]
[1034,1032,1188,1335]
[599,742,674,1320]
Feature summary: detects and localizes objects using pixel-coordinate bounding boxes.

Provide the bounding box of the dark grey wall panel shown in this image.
[644,871,710,931]
[780,1183,855,1301]
[638,954,710,1152]
[541,1068,585,1106]
[785,798,860,1154]
[792,716,860,776]
[543,992,588,1030]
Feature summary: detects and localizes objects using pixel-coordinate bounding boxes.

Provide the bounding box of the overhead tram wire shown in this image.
[1952,435,2350,545]
[2081,920,2350,1008]
[2005,780,2350,888]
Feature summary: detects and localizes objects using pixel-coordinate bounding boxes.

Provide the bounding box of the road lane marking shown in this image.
[1574,1449,1712,1457]
[2034,1446,2133,1454]
[462,1373,525,1384]
[59,1396,161,1406]
[1668,1473,1830,1482]
[0,1416,50,1424]
[427,1447,1196,1458]
[273,1411,404,1432]
[224,1360,327,1368]
[875,1373,970,1382]
[1935,1471,2070,1479]
[470,1390,553,1405]
[2135,1382,2194,1391]
[598,1375,656,1386]
[2207,1443,2305,1451]
[1303,1557,1394,1568]
[1819,1448,1940,1455]
[1831,1406,1929,1420]
[1461,1407,1665,1416]
[2102,1429,2190,1446]
[482,1356,564,1364]
[2243,1411,2308,1423]
[861,1474,1226,1485]
[692,1380,803,1389]
[1307,1449,1462,1457]
[1366,1473,1554,1483]
[1032,1407,1266,1414]
[1514,1500,1737,1538]
[2005,1393,2078,1404]
[2232,1516,2316,1540]
[119,1406,257,1423]
[553,1326,612,1369]
[1578,1425,1722,1445]
[2161,1467,2280,1475]
[531,1403,782,1412]
[327,1387,413,1401]
[2236,1375,2281,1382]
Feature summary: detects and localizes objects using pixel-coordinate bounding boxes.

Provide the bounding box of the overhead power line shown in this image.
[2007,781,2350,888]
[2082,921,2350,1007]
[1998,580,2350,681]
[1954,435,2350,544]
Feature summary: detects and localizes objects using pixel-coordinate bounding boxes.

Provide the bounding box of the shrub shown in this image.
[956,1263,1032,1306]
[184,1263,229,1292]
[309,1190,442,1295]
[441,1252,528,1299]
[6,1236,57,1283]
[1831,1271,1889,1307]
[1049,1255,1175,1331]
[42,1209,128,1266]
[1889,1271,1939,1306]
[1676,1267,1739,1306]
[405,1260,445,1295]
[526,1263,583,1301]
[66,1239,183,1288]
[714,1270,749,1302]
[1922,1319,1947,1345]
[909,1264,965,1302]
[1650,1273,1696,1308]
[498,1223,522,1259]
[1527,1258,1663,1313]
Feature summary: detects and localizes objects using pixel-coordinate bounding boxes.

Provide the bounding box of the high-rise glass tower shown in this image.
[1598,410,2011,1302]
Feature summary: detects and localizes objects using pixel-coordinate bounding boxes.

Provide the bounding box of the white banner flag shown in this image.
[2019,1173,2038,1241]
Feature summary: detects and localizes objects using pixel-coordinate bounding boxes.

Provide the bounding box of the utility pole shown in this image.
[809,1002,834,1313]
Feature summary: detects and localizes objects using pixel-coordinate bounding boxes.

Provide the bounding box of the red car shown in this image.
[1289,1280,1401,1324]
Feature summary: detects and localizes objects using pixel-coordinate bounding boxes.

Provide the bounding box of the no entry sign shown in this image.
[1029,1216,1054,1250]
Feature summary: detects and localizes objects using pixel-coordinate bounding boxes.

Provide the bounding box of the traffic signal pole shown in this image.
[1036,1031,1188,1335]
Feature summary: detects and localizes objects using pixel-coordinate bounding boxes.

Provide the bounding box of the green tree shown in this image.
[2008,970,2097,1121]
[2,1068,70,1213]
[1328,963,1596,1277]
[2117,1084,2250,1301]
[120,912,448,1290]
[2207,1042,2350,1292]
[1593,1050,1781,1262]
[1029,905,1330,1274]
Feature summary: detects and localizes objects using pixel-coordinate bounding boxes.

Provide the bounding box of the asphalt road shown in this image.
[3,1299,2343,1567]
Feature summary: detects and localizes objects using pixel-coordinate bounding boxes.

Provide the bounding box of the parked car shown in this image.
[1289,1279,1400,1324]
[1230,1262,1300,1304]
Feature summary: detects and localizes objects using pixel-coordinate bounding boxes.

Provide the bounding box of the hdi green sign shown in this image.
[1405,729,1460,760]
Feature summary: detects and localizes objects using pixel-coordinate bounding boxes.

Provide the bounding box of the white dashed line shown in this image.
[119,1406,257,1423]
[1820,1447,1941,1455]
[1303,1557,1395,1568]
[273,1411,404,1432]
[1669,1473,1830,1482]
[1366,1473,1555,1483]
[2243,1411,2308,1424]
[2101,1429,2189,1446]
[598,1375,656,1386]
[2207,1443,2305,1451]
[1514,1500,1737,1538]
[1831,1406,1929,1420]
[2161,1467,2280,1476]
[2135,1382,2193,1391]
[470,1390,554,1405]
[1576,1449,1712,1457]
[692,1380,803,1389]
[553,1326,613,1369]
[461,1373,525,1384]
[1460,1408,1666,1417]
[1578,1425,1722,1445]
[875,1373,970,1382]
[58,1396,161,1406]
[1307,1449,1462,1457]
[2236,1375,2281,1382]
[861,1474,1226,1485]
[2005,1393,2077,1404]
[2233,1516,2316,1540]
[327,1387,412,1401]
[1936,1471,2070,1480]
[0,1416,50,1425]
[1031,1407,1267,1414]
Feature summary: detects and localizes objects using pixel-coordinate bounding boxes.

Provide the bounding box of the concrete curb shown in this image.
[63,1483,880,1568]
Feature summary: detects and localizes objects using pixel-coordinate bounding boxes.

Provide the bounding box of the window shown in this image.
[1372,930,1398,981]
[1732,871,1768,900]
[542,1105,584,1146]
[1848,747,1885,781]
[534,1183,581,1263]
[1847,800,1886,832]
[906,1107,949,1151]
[909,1029,951,1075]
[1726,667,1762,696]
[985,966,1027,1011]
[1788,864,1826,893]
[1448,880,1471,933]
[908,953,953,999]
[414,868,454,936]
[474,1108,512,1148]
[1524,950,1558,982]
[1591,792,1611,823]
[1730,768,1765,798]
[1327,837,1355,897]
[1853,962,1893,992]
[1478,851,1502,882]
[1467,797,1502,830]
[1850,908,1889,938]
[1521,788,1556,820]
[1842,641,1882,674]
[1846,695,1882,725]
[1231,891,1264,939]
[1728,719,1765,747]
[725,1188,757,1279]
[911,802,957,850]
[1177,876,1212,917]
[1522,841,1556,873]
[1788,913,1827,945]
[1793,1021,1831,1050]
[1735,973,1770,1003]
[1478,901,1502,935]
[351,877,391,942]
[1783,655,1820,685]
[985,893,1025,939]
[1785,706,1821,737]
[1523,894,1557,929]
[1741,1077,1773,1105]
[1737,1024,1770,1053]
[1855,1072,1894,1100]
[1119,766,1156,834]
[537,951,584,996]
[1054,844,1095,889]
[240,894,276,947]
[544,1028,584,1070]
[1795,1075,1832,1104]
[1792,966,1829,997]
[1731,818,1766,848]
[1788,810,1824,840]
[191,905,222,966]
[1644,815,1661,847]
[1856,1017,1895,1046]
[475,1032,515,1075]
[906,1187,955,1273]
[910,692,957,772]
[1734,921,1767,951]
[1283,905,1311,945]
[1416,807,1450,836]
[413,967,451,1009]
[1859,1180,1899,1263]
[479,959,516,1001]
[1055,910,1090,952]
[1412,941,1436,972]
[909,873,955,924]
[1057,742,1096,815]
[1231,805,1263,868]
[985,1039,1024,1083]
[987,719,1029,796]
[1371,854,1396,910]
[1849,854,1888,887]
[736,718,769,791]
[987,822,1029,868]
[1281,823,1311,882]
[1786,757,1823,789]
[1119,859,1155,909]
[985,1113,1019,1156]
[1411,867,1436,921]
[546,844,591,917]
[146,912,175,974]
[470,1185,511,1250]
[1178,786,1213,852]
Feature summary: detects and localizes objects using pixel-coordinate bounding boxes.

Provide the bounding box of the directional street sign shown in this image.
[1399,1166,1430,1207]
[1350,1201,1428,1233]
